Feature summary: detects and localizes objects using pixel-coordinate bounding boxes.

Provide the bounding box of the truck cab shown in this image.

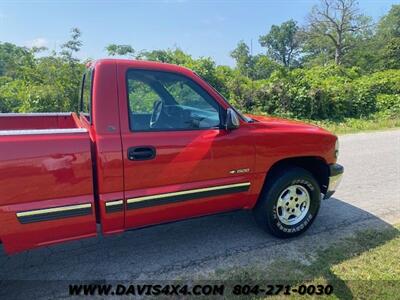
[0,59,343,254]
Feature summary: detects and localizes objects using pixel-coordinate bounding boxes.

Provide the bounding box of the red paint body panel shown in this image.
[84,61,125,234]
[0,59,338,254]
[0,113,77,130]
[247,115,337,173]
[0,115,97,253]
[0,196,96,253]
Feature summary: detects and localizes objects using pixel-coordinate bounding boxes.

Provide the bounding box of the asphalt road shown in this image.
[0,129,399,298]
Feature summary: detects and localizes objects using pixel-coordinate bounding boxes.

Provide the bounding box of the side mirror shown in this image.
[225,108,240,130]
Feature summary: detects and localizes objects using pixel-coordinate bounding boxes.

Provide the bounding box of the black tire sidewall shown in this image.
[260,168,321,237]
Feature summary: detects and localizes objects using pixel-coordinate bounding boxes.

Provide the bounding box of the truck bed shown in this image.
[0,112,86,133]
[0,112,97,253]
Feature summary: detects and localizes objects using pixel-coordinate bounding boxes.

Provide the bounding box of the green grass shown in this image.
[214,224,400,299]
[310,116,400,135]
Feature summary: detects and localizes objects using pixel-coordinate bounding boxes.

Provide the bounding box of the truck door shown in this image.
[117,66,257,229]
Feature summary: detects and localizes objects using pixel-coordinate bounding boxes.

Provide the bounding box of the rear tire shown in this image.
[254,167,321,238]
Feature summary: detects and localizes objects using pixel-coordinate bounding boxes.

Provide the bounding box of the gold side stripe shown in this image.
[105,200,123,207]
[127,182,251,204]
[16,203,92,217]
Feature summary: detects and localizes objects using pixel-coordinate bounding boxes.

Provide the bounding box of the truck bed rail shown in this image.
[0,128,88,136]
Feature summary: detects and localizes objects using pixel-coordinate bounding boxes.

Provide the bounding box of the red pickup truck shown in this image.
[0,59,343,254]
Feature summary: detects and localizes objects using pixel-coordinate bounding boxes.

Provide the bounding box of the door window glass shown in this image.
[127,70,220,131]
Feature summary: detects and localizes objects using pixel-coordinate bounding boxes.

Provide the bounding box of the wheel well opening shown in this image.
[264,157,329,195]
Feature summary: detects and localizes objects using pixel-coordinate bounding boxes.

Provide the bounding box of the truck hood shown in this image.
[246,114,331,134]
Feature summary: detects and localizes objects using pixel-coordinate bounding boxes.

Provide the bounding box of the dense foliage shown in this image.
[0,2,399,123]
[0,29,85,113]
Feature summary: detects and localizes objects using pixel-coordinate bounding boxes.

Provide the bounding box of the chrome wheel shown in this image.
[276,184,310,226]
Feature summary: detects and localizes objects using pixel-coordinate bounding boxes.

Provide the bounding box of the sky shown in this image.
[0,0,398,66]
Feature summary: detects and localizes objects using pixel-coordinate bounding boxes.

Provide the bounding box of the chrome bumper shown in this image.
[324,164,344,199]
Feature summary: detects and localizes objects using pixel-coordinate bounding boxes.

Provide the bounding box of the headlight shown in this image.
[335,139,339,158]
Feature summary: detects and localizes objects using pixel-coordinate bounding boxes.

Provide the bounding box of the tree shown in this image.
[60,28,82,63]
[140,48,188,64]
[0,42,35,78]
[230,42,279,79]
[58,28,85,111]
[106,44,135,57]
[377,4,400,39]
[252,55,281,80]
[0,29,86,113]
[375,5,400,69]
[306,0,371,65]
[259,19,301,68]
[230,41,253,76]
[380,38,400,69]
